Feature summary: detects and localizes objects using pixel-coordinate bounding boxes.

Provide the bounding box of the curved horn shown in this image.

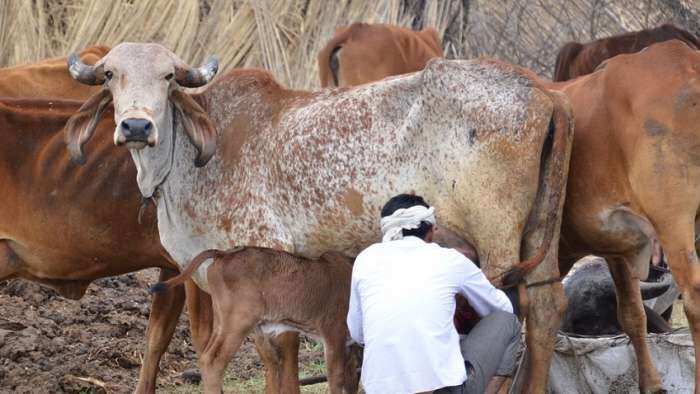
[67,53,104,85]
[175,56,219,88]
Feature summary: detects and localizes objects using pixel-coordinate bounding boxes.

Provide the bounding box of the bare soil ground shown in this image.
[0,269,327,394]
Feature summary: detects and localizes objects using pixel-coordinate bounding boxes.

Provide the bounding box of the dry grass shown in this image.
[0,0,464,89]
[1,1,698,87]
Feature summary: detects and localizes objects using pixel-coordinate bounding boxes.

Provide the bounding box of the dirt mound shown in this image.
[0,270,326,394]
[0,270,196,394]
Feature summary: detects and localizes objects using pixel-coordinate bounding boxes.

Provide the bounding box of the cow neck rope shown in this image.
[137,112,178,224]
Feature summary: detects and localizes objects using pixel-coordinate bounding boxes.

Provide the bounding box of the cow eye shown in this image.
[104,70,113,80]
[165,73,174,81]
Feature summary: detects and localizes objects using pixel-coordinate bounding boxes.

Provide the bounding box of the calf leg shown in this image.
[321,329,351,394]
[134,269,186,394]
[252,330,300,394]
[607,258,663,393]
[199,307,257,394]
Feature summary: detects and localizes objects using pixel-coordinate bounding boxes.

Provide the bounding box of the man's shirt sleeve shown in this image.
[347,268,365,345]
[453,252,514,316]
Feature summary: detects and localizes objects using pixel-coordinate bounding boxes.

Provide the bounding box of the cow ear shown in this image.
[64,88,112,164]
[170,90,217,167]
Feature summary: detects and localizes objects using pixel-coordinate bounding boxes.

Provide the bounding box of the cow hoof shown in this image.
[181,368,202,384]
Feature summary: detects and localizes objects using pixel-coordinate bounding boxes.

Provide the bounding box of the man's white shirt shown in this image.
[347,236,513,394]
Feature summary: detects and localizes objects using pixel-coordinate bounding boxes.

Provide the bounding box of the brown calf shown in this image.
[152,247,361,394]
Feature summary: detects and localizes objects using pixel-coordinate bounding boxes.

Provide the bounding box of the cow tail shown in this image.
[150,249,225,293]
[500,91,573,288]
[553,42,584,82]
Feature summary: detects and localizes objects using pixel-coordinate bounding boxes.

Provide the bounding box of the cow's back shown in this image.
[166,58,562,287]
[0,45,108,100]
[553,24,699,81]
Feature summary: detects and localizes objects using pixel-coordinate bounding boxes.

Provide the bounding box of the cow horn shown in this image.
[175,56,219,88]
[67,53,104,85]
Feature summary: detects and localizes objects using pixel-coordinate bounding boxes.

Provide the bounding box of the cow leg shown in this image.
[185,279,214,354]
[134,268,186,394]
[607,258,663,393]
[523,284,565,393]
[654,218,700,393]
[674,248,700,394]
[252,330,300,394]
[523,250,566,394]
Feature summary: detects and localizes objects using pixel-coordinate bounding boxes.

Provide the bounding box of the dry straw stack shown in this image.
[0,0,464,89]
[0,0,697,88]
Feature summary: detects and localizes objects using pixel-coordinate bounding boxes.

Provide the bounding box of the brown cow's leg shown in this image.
[134,268,186,394]
[676,250,700,394]
[608,258,663,393]
[655,219,699,394]
[252,331,300,394]
[185,279,214,354]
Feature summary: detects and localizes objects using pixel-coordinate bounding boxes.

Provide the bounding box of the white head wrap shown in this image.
[380,205,436,242]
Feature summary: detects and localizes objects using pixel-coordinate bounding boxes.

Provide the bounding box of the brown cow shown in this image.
[0,46,109,98]
[151,248,362,394]
[0,48,299,394]
[546,40,700,392]
[553,23,700,82]
[317,23,443,87]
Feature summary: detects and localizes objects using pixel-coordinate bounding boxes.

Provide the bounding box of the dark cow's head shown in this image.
[65,43,218,195]
[561,257,672,336]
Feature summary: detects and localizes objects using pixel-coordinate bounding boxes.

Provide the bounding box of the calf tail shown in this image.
[150,249,227,293]
[499,91,574,288]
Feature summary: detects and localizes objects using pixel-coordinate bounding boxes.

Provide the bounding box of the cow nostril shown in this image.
[121,121,131,131]
[144,122,152,131]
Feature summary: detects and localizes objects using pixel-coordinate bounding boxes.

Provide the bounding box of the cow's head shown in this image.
[65,43,218,193]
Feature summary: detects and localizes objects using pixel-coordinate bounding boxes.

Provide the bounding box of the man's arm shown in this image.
[454,254,513,316]
[346,274,364,344]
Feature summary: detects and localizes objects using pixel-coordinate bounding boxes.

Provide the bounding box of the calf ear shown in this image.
[170,90,217,167]
[64,89,112,164]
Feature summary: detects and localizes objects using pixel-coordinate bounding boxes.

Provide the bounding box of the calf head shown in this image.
[65,42,218,196]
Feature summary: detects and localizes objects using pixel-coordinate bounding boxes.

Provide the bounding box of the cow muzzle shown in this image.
[116,117,157,148]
